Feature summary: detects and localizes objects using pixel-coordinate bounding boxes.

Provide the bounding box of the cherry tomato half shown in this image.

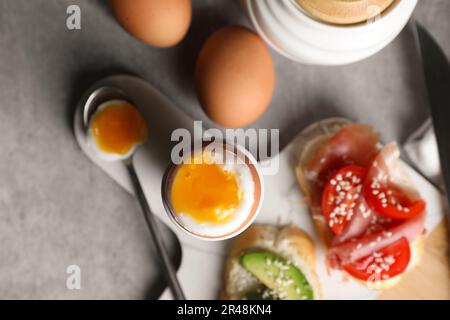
[364,182,426,220]
[343,237,410,282]
[322,166,367,235]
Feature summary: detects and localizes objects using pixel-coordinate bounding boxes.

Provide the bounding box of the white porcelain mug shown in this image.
[241,0,418,65]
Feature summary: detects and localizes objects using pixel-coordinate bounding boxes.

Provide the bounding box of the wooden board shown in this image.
[379,219,450,300]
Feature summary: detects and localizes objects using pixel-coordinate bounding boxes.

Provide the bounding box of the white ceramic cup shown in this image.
[241,0,418,65]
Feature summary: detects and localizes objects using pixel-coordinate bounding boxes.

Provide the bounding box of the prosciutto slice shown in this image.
[328,143,425,266]
[331,196,373,245]
[365,142,422,201]
[304,124,380,185]
[328,211,424,266]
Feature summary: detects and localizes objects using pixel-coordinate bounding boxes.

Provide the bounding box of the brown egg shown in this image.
[109,0,192,48]
[195,26,275,128]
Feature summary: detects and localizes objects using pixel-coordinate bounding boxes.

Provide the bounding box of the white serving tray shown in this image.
[74,75,444,300]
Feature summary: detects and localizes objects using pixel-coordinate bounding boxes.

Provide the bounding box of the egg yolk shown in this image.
[171,162,241,224]
[90,102,148,155]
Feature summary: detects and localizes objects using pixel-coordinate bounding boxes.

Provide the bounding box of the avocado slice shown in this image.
[241,251,314,300]
[245,289,275,300]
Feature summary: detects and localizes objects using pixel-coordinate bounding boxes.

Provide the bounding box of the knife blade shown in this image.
[415,23,450,208]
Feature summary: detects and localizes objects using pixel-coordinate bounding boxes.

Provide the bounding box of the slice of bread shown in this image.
[222,224,322,299]
[293,118,425,290]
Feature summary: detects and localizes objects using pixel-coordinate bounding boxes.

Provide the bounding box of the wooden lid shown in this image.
[296,0,396,25]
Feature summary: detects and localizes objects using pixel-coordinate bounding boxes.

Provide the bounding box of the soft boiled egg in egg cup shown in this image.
[162,141,264,241]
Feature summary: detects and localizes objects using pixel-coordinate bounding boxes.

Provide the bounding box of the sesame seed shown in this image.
[380,263,389,271]
[373,252,382,258]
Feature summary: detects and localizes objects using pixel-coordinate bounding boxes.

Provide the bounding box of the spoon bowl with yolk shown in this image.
[88,100,148,161]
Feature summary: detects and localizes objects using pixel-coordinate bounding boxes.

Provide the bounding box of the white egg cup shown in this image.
[161,141,264,241]
[241,0,418,65]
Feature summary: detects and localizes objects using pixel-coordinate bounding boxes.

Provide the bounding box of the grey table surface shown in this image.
[0,0,449,299]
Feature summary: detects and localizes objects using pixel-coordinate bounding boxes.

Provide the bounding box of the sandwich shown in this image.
[294,118,426,289]
[222,224,322,300]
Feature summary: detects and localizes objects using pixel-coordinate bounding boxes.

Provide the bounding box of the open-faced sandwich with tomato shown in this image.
[222,224,322,300]
[295,118,426,289]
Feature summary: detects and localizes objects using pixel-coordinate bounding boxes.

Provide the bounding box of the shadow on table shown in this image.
[395,22,430,143]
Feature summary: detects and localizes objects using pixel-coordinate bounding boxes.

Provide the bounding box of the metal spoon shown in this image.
[82,86,185,300]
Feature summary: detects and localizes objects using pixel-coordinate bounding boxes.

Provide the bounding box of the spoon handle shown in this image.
[126,162,186,300]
